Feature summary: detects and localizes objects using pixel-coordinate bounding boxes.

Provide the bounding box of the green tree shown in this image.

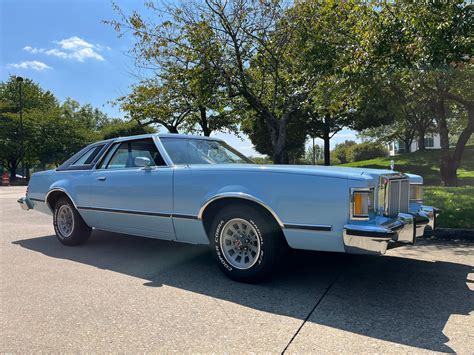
[110,0,309,163]
[101,118,155,140]
[0,76,58,179]
[287,1,396,165]
[117,80,192,134]
[334,140,357,164]
[366,1,473,186]
[109,7,237,137]
[348,142,388,162]
[305,141,324,165]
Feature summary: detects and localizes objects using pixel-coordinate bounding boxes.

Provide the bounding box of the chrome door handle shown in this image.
[96,176,107,181]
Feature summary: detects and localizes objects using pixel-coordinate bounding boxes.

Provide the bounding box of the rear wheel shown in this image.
[53,197,91,246]
[209,204,284,283]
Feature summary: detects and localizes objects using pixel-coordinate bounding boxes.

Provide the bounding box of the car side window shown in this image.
[100,139,166,169]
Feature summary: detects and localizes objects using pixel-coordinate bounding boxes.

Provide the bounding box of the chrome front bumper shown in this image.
[17,196,32,211]
[343,206,440,255]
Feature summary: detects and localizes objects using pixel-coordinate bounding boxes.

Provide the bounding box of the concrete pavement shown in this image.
[1,186,473,353]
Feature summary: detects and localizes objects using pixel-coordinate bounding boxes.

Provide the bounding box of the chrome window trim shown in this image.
[94,136,171,170]
[153,136,175,167]
[71,146,97,166]
[95,141,121,170]
[157,136,253,166]
[197,192,284,228]
[350,187,374,221]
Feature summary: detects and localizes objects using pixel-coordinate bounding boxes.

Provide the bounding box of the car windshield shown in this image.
[160,138,253,165]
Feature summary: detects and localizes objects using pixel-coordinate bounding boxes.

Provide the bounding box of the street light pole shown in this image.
[16,76,24,180]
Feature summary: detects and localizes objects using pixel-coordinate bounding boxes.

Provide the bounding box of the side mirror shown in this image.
[134,156,153,169]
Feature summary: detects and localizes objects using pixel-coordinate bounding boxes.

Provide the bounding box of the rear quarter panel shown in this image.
[27,170,92,216]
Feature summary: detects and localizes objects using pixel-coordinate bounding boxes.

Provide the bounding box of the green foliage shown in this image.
[333,140,357,164]
[363,1,474,185]
[241,112,307,162]
[342,147,474,186]
[304,142,324,165]
[0,76,121,176]
[0,76,59,175]
[348,142,388,162]
[424,187,474,229]
[249,156,273,165]
[101,119,155,140]
[110,7,238,137]
[116,81,191,134]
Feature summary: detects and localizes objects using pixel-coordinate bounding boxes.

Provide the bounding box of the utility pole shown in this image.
[16,76,24,179]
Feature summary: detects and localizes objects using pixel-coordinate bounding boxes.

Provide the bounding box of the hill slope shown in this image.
[341,147,474,186]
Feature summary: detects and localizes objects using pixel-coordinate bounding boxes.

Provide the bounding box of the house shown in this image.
[387,133,441,156]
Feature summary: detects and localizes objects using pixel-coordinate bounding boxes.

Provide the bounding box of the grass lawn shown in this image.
[424,186,474,229]
[341,147,474,229]
[341,147,474,186]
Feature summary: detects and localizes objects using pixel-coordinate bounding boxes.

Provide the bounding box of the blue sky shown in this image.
[0,0,358,156]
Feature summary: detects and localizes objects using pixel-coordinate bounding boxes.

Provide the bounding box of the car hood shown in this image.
[187,164,411,182]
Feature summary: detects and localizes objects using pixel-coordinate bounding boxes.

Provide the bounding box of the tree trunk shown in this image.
[404,140,411,154]
[443,106,474,186]
[265,112,289,164]
[8,162,17,182]
[272,124,289,164]
[417,128,426,151]
[199,106,211,137]
[436,98,458,186]
[323,116,330,166]
[168,126,179,134]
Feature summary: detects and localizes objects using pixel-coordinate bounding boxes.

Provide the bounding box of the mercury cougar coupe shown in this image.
[18,134,440,282]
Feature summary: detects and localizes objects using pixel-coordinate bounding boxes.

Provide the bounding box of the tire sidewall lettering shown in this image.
[214,217,264,271]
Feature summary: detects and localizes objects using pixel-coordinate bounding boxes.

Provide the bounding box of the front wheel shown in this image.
[53,197,91,246]
[209,204,284,283]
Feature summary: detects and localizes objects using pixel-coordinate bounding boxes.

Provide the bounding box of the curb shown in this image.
[425,228,474,242]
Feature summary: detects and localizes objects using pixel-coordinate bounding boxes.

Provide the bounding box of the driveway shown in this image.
[1,186,473,353]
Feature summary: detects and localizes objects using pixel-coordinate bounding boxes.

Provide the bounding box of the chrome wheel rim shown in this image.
[220,218,261,270]
[57,204,74,238]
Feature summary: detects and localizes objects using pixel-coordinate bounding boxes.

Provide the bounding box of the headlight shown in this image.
[410,184,423,202]
[351,188,374,220]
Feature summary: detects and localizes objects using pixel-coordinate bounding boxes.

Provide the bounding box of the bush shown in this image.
[334,140,357,164]
[348,142,388,162]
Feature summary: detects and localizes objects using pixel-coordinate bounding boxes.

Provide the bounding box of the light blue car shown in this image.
[18,134,440,282]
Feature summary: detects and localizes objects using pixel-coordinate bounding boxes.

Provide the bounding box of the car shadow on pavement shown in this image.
[14,231,473,353]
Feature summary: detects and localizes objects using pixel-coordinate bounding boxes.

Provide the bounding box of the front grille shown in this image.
[387,179,409,217]
[378,174,410,218]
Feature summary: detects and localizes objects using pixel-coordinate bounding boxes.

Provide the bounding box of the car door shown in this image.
[86,137,175,240]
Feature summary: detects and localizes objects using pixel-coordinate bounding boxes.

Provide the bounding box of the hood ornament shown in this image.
[390,160,395,171]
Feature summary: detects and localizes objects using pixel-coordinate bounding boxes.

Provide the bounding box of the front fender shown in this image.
[197,191,285,228]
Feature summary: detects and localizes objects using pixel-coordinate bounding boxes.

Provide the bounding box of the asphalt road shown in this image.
[1,186,473,353]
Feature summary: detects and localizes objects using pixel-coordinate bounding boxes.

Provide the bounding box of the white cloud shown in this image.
[23,36,105,62]
[57,36,94,50]
[8,61,52,71]
[23,46,43,54]
[44,48,68,59]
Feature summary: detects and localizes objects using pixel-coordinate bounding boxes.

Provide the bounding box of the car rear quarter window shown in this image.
[71,145,104,166]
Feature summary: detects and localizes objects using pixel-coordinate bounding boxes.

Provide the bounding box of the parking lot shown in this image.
[1,186,473,353]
